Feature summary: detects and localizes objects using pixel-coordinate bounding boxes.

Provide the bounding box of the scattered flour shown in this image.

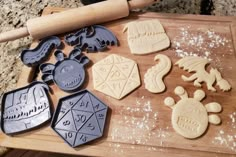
[212,112,236,152]
[172,26,234,71]
[110,96,170,152]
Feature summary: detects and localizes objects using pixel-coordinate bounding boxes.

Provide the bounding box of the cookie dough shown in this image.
[123,19,170,55]
[175,56,231,92]
[164,86,222,139]
[92,54,141,99]
[144,54,172,93]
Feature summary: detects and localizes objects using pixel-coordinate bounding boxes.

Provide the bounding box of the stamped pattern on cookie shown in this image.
[144,54,172,93]
[164,86,222,139]
[92,54,141,99]
[175,56,231,92]
[123,20,170,55]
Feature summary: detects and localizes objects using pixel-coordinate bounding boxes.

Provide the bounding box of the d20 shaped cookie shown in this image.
[1,81,51,135]
[164,86,222,139]
[92,54,141,99]
[51,90,108,147]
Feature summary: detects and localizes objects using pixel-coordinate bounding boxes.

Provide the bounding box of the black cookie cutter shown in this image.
[65,25,118,52]
[1,81,52,135]
[40,48,90,92]
[51,90,108,147]
[21,36,63,66]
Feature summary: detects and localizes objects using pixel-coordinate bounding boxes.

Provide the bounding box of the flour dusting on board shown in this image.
[212,112,236,152]
[109,96,170,153]
[172,26,234,71]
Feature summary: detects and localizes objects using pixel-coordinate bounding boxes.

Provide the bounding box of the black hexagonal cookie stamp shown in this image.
[51,90,108,147]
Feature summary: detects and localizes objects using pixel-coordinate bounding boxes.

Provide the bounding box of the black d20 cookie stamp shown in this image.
[40,48,90,92]
[51,90,108,147]
[1,81,51,135]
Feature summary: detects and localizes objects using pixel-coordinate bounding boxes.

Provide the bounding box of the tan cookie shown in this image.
[164,86,222,139]
[175,56,231,92]
[123,19,170,55]
[92,54,141,99]
[144,54,172,93]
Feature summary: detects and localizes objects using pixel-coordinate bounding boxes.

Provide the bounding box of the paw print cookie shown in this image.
[164,86,222,139]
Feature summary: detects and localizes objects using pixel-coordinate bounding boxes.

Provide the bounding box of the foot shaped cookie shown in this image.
[164,86,222,139]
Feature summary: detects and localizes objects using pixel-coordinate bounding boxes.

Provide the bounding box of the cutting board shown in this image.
[0,7,236,157]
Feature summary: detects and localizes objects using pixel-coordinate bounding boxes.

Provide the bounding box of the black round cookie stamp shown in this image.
[40,48,90,92]
[51,90,108,147]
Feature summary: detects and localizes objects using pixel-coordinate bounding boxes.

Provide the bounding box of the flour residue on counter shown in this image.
[212,112,236,152]
[110,96,170,152]
[172,26,234,71]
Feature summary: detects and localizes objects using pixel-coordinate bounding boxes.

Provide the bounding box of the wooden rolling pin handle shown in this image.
[0,27,29,42]
[26,0,130,39]
[0,0,157,43]
[128,0,157,10]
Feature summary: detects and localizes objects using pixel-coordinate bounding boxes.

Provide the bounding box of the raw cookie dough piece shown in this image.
[175,56,231,92]
[144,54,172,93]
[123,20,170,55]
[92,54,141,99]
[164,86,222,139]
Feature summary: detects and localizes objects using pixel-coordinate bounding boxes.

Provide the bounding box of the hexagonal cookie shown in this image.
[51,90,108,147]
[92,54,141,99]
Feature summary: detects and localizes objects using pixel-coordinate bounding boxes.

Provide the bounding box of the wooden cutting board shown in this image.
[0,7,236,157]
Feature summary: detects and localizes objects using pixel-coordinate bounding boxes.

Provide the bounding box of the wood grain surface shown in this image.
[0,7,236,157]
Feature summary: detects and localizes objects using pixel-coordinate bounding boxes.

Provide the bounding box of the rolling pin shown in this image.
[0,0,156,43]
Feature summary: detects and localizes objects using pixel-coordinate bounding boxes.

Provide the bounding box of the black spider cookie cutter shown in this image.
[21,36,63,66]
[1,81,52,135]
[65,25,118,52]
[51,90,108,147]
[40,48,90,92]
